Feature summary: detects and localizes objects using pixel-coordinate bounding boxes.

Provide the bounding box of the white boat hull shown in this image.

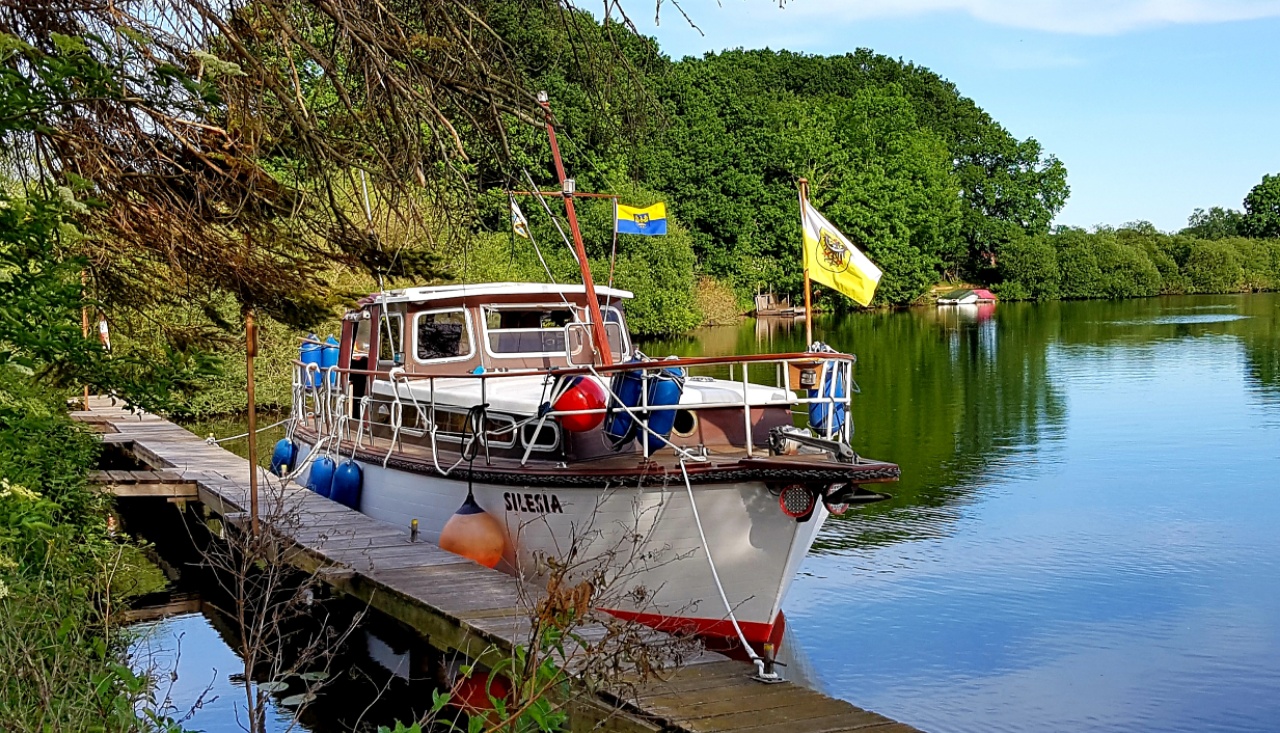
[296,440,825,645]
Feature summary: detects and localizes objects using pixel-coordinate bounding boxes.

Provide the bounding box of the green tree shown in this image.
[1243,173,1280,238]
[997,233,1060,300]
[633,48,1067,303]
[1184,239,1244,292]
[1181,207,1244,239]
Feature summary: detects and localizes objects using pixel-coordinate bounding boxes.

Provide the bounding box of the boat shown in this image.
[936,288,997,305]
[279,95,900,663]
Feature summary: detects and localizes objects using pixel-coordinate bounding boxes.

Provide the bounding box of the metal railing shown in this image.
[292,348,856,469]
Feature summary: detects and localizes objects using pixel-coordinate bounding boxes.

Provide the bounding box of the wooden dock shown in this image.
[77,398,922,733]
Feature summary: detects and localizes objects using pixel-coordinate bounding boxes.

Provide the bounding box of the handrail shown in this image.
[292,348,857,467]
[293,349,854,382]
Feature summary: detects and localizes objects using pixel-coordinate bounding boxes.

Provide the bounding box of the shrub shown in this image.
[998,233,1060,300]
[0,366,166,732]
[1185,239,1244,293]
[1054,229,1105,299]
[694,277,743,325]
[1225,237,1277,292]
[1093,237,1162,298]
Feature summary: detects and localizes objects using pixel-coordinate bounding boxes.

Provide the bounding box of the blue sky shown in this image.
[619,0,1280,232]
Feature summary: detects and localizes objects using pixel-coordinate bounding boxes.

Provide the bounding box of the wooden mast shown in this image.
[798,178,813,346]
[539,92,614,366]
[245,306,259,537]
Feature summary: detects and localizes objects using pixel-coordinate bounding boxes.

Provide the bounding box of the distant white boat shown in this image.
[937,288,997,305]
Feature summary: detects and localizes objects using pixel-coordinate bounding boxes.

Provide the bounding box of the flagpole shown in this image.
[606,196,619,312]
[540,92,613,366]
[798,178,813,347]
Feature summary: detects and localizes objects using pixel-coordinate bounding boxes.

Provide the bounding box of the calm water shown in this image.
[646,293,1280,733]
[133,293,1280,732]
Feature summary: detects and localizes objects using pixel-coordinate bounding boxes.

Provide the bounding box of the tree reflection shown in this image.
[640,293,1279,554]
[642,305,1068,554]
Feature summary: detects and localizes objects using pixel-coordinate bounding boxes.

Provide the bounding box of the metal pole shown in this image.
[246,307,259,537]
[539,92,614,366]
[606,197,619,312]
[798,179,814,347]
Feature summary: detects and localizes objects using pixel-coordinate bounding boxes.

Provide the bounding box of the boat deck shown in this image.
[79,398,922,733]
[295,421,902,488]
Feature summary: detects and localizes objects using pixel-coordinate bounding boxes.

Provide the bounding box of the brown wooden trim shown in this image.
[293,428,899,488]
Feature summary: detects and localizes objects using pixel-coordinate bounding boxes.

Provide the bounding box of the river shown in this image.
[131,293,1280,732]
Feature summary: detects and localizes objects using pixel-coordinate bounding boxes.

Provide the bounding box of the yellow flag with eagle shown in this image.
[801,201,882,306]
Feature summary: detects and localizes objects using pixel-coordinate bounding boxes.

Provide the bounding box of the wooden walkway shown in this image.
[76,398,922,733]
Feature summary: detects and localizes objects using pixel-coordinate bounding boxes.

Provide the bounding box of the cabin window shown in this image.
[353,318,372,359]
[601,307,631,358]
[520,421,561,452]
[414,309,472,362]
[377,313,403,367]
[483,305,577,356]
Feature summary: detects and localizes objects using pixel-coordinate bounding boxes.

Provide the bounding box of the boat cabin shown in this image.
[337,282,633,379]
[321,283,804,464]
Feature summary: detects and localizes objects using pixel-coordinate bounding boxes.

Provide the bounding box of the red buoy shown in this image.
[553,376,607,432]
[453,671,511,714]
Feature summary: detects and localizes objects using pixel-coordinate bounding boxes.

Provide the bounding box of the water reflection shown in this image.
[643,293,1280,733]
[646,302,1070,554]
[120,502,438,733]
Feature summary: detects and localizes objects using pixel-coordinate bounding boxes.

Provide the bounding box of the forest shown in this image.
[456,6,1070,327]
[444,7,1280,323]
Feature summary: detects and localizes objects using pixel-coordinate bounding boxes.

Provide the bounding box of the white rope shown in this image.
[679,459,767,676]
[204,416,293,445]
[522,169,582,276]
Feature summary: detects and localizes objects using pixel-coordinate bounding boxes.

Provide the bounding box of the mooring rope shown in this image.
[679,458,770,678]
[204,415,293,445]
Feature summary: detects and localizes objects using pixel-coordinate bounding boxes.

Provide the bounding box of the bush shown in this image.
[1093,237,1161,298]
[0,366,166,732]
[1054,229,1106,299]
[694,277,743,325]
[1185,239,1244,293]
[1226,237,1278,292]
[997,234,1060,300]
[1142,238,1188,294]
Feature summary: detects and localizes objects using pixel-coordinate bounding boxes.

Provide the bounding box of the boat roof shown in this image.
[365,282,634,306]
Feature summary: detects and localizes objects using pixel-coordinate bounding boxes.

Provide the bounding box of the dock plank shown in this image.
[74,403,925,733]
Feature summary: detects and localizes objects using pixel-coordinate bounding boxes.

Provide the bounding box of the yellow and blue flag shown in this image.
[802,200,882,306]
[615,202,667,236]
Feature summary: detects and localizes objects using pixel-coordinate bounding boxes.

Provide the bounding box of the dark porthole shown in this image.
[671,410,698,437]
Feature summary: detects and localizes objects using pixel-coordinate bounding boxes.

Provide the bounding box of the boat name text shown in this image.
[504,491,564,514]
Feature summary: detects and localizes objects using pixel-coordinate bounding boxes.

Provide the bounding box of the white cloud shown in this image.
[784,0,1280,35]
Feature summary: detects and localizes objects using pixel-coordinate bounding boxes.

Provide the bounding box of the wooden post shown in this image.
[539,92,614,366]
[245,307,259,537]
[798,178,813,347]
[81,271,90,410]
